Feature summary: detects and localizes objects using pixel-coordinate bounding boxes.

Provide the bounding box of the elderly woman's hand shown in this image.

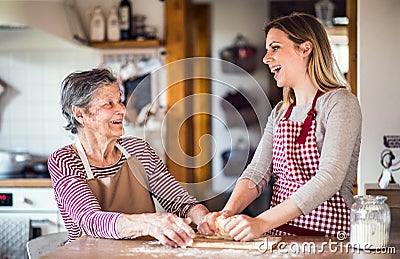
[118,213,195,247]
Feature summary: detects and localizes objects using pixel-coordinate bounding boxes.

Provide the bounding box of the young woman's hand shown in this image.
[118,213,195,247]
[224,214,267,241]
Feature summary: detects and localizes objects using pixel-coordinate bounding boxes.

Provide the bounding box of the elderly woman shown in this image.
[48,68,209,247]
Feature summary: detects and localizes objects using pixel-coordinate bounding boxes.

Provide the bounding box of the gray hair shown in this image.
[60,68,118,134]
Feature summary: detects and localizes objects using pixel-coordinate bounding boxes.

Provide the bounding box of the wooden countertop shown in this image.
[365,183,400,190]
[0,178,52,187]
[43,232,400,258]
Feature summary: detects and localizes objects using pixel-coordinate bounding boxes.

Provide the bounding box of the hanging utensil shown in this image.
[0,78,6,97]
[220,34,257,74]
[378,149,398,188]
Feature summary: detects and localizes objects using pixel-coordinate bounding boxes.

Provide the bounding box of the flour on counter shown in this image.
[125,240,266,258]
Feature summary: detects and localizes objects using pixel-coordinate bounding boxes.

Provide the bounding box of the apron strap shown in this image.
[283,104,294,120]
[283,91,322,144]
[75,139,94,180]
[75,140,131,180]
[115,142,131,159]
[296,90,322,144]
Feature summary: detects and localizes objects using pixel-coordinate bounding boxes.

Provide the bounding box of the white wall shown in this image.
[358,0,400,193]
[0,38,100,155]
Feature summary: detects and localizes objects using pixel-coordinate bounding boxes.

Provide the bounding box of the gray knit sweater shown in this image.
[239,88,362,215]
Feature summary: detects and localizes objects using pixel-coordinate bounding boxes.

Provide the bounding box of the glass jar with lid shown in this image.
[350,195,391,249]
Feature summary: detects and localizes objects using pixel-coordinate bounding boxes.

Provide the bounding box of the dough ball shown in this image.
[215,216,233,240]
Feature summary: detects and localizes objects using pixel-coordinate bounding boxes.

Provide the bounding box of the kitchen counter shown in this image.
[43,231,400,258]
[0,178,52,187]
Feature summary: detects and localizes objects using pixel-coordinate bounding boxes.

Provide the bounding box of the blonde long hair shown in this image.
[265,13,349,109]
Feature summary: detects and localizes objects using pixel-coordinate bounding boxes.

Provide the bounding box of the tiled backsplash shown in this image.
[0,48,100,156]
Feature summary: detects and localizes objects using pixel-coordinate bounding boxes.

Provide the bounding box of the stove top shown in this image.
[0,166,50,180]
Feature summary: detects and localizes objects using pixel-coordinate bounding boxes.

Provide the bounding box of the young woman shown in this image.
[198,13,362,241]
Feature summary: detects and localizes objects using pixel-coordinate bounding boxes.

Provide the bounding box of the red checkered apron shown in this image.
[270,91,350,236]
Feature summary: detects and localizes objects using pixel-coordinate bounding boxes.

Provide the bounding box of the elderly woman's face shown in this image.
[82,83,125,139]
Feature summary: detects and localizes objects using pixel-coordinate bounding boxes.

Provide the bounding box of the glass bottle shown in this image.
[107,6,120,41]
[119,0,132,40]
[90,6,105,42]
[350,195,391,249]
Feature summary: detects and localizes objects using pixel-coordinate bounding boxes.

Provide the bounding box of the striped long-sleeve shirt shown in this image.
[48,137,199,242]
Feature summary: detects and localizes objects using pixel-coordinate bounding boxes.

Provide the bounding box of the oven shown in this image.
[0,187,65,259]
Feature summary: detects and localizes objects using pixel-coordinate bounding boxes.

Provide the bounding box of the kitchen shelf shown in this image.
[0,179,52,188]
[89,39,161,49]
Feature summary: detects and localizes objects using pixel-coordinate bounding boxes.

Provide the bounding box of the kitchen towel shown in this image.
[0,215,30,259]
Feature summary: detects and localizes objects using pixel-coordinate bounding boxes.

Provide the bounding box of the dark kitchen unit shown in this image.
[0,151,64,258]
[0,186,65,259]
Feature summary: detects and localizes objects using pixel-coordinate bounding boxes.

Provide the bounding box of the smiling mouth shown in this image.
[270,65,281,74]
[110,120,123,124]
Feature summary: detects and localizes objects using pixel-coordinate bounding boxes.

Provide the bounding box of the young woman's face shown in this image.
[263,28,306,88]
[82,83,126,140]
